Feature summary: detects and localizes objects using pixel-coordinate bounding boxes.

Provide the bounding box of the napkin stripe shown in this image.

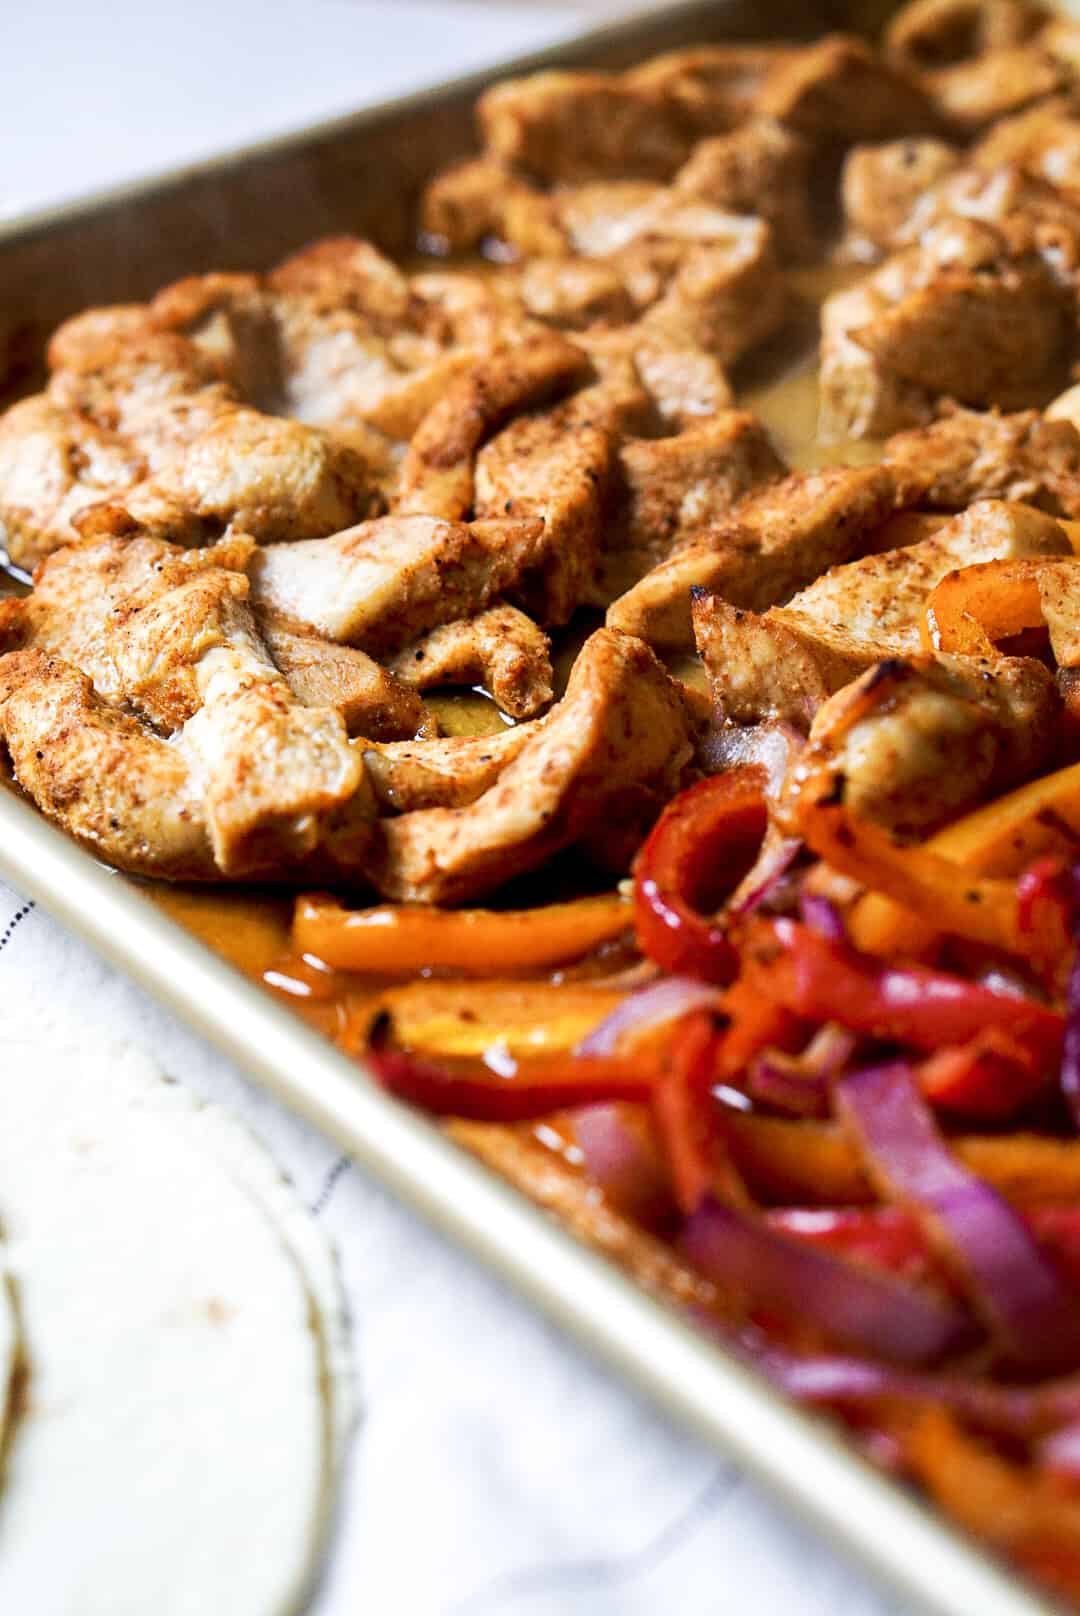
[0,902,33,958]
[450,1463,739,1613]
[313,1153,352,1215]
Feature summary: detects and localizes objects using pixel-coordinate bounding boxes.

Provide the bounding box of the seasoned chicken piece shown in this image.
[579,325,733,427]
[393,333,588,519]
[856,259,1070,404]
[885,0,1049,73]
[248,514,546,655]
[884,405,1080,514]
[46,316,236,469]
[16,530,426,747]
[512,259,635,330]
[971,95,1080,186]
[694,500,1071,725]
[782,652,1058,837]
[388,606,554,721]
[624,45,789,132]
[419,157,562,254]
[98,405,379,545]
[841,138,961,255]
[369,628,692,903]
[921,43,1064,134]
[478,71,696,184]
[593,411,786,603]
[607,465,898,648]
[758,35,943,141]
[0,555,373,880]
[472,398,616,625]
[671,118,818,261]
[19,533,265,734]
[257,611,429,739]
[819,280,936,441]
[0,397,146,569]
[636,217,786,369]
[0,650,216,879]
[149,272,281,404]
[178,650,369,877]
[363,728,533,813]
[820,218,1075,439]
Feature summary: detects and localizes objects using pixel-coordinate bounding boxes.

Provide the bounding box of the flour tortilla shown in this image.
[0,1029,348,1616]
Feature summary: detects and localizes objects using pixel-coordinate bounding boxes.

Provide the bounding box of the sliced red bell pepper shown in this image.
[651,1012,748,1214]
[633,766,768,983]
[367,1046,657,1122]
[747,918,1064,1067]
[1017,856,1074,971]
[918,1028,1047,1121]
[715,972,804,1080]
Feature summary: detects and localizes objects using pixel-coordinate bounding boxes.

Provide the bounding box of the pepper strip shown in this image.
[633,766,768,983]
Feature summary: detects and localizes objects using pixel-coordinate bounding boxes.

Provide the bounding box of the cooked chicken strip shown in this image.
[885,0,1048,74]
[671,118,817,261]
[388,606,553,720]
[607,465,898,648]
[248,514,547,655]
[102,405,379,545]
[0,397,146,569]
[921,43,1064,135]
[178,649,371,877]
[363,728,533,813]
[472,402,615,625]
[781,652,1058,837]
[3,527,382,876]
[820,217,1075,439]
[0,650,215,879]
[370,628,692,903]
[477,72,696,185]
[841,137,961,255]
[758,34,943,140]
[394,333,588,519]
[9,532,424,741]
[594,411,786,603]
[257,611,429,739]
[884,406,1080,514]
[694,499,1071,725]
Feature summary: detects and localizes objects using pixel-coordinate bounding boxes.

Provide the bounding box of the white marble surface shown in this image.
[0,6,914,1612]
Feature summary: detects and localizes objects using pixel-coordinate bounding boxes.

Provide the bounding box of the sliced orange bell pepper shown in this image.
[850,758,1080,956]
[797,782,1025,955]
[376,980,626,1059]
[922,559,1047,658]
[294,891,632,976]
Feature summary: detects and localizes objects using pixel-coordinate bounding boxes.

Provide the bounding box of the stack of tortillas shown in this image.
[0,1002,353,1615]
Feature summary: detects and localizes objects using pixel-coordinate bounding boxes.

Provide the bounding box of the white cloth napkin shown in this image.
[0,880,908,1616]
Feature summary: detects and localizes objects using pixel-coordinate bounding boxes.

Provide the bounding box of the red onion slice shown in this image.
[728,831,801,917]
[838,1062,1080,1372]
[1063,931,1080,1129]
[799,892,847,943]
[576,976,726,1056]
[682,1195,976,1365]
[1040,1420,1080,1480]
[569,1103,671,1226]
[747,1056,829,1118]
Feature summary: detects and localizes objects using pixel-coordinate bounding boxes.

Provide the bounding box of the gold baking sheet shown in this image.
[0,4,1066,1611]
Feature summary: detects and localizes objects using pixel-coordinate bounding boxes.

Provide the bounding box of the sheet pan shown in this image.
[0,4,1065,1611]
